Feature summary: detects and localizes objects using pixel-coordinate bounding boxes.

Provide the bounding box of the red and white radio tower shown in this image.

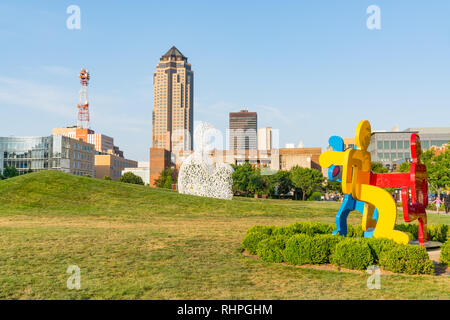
[77,68,90,129]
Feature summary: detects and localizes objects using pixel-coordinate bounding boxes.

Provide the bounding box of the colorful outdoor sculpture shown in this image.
[327,136,378,238]
[369,132,429,245]
[320,120,410,245]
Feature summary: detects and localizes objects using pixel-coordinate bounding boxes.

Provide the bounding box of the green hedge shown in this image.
[284,234,343,265]
[272,221,334,236]
[331,238,374,271]
[242,221,439,275]
[441,241,450,265]
[395,223,448,243]
[257,235,288,263]
[243,225,274,255]
[365,238,397,263]
[379,245,435,275]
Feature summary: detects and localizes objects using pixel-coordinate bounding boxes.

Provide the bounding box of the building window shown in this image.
[384,141,389,150]
[391,141,396,149]
[397,141,403,149]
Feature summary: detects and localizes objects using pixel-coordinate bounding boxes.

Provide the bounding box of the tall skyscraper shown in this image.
[152,46,194,152]
[229,109,257,150]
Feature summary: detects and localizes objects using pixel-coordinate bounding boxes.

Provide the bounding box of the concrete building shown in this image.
[369,126,450,170]
[94,154,137,180]
[52,126,135,178]
[0,135,95,176]
[52,127,115,155]
[122,162,150,185]
[229,110,257,150]
[150,148,173,186]
[403,127,450,150]
[258,127,272,151]
[343,138,356,150]
[152,46,194,152]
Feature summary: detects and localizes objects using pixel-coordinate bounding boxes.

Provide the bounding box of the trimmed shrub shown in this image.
[284,234,343,265]
[256,235,288,263]
[394,223,448,243]
[440,241,450,265]
[428,224,449,243]
[395,224,418,240]
[331,238,374,271]
[365,238,397,264]
[272,226,297,237]
[346,224,364,238]
[379,245,434,275]
[243,226,274,255]
[272,222,333,237]
[245,225,274,236]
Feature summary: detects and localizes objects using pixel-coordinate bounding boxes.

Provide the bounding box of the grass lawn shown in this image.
[0,171,448,300]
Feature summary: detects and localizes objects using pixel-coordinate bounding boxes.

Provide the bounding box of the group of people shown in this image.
[433,190,450,214]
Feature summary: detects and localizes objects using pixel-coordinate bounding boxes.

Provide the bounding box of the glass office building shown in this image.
[0,135,94,176]
[369,127,450,170]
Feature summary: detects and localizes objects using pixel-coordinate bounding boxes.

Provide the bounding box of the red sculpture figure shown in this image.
[369,133,429,246]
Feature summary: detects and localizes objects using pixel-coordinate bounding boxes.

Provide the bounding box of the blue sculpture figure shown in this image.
[327,136,378,238]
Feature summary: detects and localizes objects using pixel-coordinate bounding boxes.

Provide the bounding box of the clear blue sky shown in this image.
[1,1,449,161]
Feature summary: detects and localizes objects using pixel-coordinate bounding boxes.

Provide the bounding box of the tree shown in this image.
[268,170,293,196]
[371,162,388,173]
[163,175,173,189]
[104,176,112,181]
[325,179,341,194]
[398,162,411,173]
[231,162,254,195]
[422,149,450,194]
[119,172,144,185]
[154,168,178,189]
[2,166,19,179]
[290,166,324,201]
[247,170,266,195]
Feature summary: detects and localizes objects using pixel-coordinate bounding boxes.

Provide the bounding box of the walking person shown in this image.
[433,196,442,214]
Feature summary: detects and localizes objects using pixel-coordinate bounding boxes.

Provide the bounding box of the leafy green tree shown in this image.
[325,179,341,194]
[371,162,388,173]
[163,175,173,189]
[290,166,324,201]
[268,170,293,196]
[422,149,450,194]
[398,162,411,173]
[119,172,144,185]
[231,162,254,195]
[154,168,178,189]
[2,166,19,179]
[248,171,266,195]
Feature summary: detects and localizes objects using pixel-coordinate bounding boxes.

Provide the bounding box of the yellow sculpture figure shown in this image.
[319,120,409,244]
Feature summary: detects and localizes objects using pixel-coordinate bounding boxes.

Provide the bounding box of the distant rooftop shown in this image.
[161,46,187,61]
[403,127,450,134]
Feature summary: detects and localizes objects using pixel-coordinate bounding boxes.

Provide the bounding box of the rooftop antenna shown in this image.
[77,68,90,129]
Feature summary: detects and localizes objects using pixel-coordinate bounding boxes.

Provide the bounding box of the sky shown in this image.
[1,1,449,161]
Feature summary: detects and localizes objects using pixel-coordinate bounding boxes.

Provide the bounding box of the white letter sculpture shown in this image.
[178,122,234,200]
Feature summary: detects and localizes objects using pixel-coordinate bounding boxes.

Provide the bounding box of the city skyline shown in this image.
[1,1,450,161]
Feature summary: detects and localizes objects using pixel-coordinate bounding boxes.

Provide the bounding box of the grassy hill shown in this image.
[0,171,448,299]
